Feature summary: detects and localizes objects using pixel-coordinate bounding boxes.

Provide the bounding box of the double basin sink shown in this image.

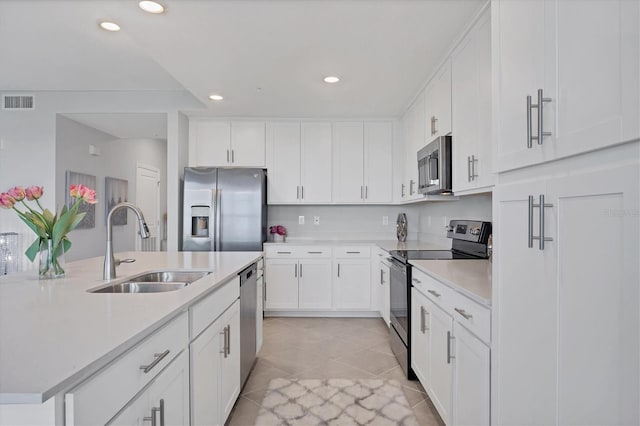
[90,270,212,294]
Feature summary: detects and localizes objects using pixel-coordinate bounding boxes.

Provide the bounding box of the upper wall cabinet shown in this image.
[189,120,266,167]
[333,121,393,204]
[492,0,639,173]
[403,94,426,201]
[266,122,332,204]
[452,8,493,194]
[425,60,452,140]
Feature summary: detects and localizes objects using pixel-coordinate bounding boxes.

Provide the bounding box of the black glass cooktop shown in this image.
[389,249,483,263]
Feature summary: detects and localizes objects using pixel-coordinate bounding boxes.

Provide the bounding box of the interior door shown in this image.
[136,163,161,251]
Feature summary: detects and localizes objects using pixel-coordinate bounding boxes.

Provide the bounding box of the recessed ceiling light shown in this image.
[139,1,165,14]
[323,76,340,83]
[209,94,224,101]
[99,21,121,32]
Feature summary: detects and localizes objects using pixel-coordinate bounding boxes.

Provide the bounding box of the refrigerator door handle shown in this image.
[215,188,222,251]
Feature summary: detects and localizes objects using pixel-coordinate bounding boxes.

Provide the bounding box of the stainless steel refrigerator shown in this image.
[182,167,267,251]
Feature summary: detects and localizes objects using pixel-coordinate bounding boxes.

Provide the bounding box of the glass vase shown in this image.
[39,239,65,279]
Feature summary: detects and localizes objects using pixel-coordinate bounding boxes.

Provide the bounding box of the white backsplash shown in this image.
[267,193,492,244]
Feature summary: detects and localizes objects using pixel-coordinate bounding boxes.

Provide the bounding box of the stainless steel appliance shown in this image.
[417,135,452,195]
[388,219,492,379]
[239,263,257,387]
[182,167,267,251]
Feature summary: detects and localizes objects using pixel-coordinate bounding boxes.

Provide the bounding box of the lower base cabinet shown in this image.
[334,259,371,310]
[110,350,190,426]
[190,299,240,426]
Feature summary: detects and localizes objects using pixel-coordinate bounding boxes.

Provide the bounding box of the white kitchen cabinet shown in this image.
[334,259,371,310]
[189,120,265,167]
[452,9,493,194]
[333,121,393,203]
[452,323,490,426]
[493,158,639,425]
[110,351,190,426]
[403,94,425,200]
[264,259,299,310]
[411,288,431,387]
[299,260,333,309]
[219,300,241,423]
[266,122,332,204]
[264,247,333,311]
[425,60,452,140]
[427,298,453,424]
[378,260,390,325]
[492,0,639,172]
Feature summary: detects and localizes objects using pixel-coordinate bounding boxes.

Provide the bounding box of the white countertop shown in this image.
[409,259,492,306]
[264,239,448,252]
[0,251,261,404]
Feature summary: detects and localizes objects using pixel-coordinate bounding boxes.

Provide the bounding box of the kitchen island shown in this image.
[0,251,261,425]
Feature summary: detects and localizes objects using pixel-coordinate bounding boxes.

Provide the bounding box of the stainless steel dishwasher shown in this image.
[239,263,257,387]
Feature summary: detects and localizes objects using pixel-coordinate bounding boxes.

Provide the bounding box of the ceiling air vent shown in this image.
[2,95,34,110]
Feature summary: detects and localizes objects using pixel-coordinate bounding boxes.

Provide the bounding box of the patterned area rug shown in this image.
[254,378,419,426]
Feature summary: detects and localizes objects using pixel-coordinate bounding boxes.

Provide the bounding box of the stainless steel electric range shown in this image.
[387,220,492,379]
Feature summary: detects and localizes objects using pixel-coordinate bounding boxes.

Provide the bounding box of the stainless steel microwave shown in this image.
[417,135,452,195]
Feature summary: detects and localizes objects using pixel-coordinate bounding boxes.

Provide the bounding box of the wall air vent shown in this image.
[2,95,34,110]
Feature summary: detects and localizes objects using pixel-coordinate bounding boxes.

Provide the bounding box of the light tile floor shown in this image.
[227,317,445,426]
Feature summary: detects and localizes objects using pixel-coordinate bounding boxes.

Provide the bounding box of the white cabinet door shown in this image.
[334,260,371,310]
[364,122,393,203]
[190,315,222,426]
[553,0,639,158]
[379,262,390,325]
[492,0,549,171]
[452,9,493,193]
[431,60,452,138]
[452,324,490,426]
[427,298,453,425]
[301,122,333,203]
[333,122,364,203]
[264,259,299,309]
[230,121,265,167]
[189,121,231,167]
[147,351,190,426]
[219,300,241,424]
[410,288,430,386]
[548,165,639,426]
[406,94,425,199]
[492,178,553,425]
[107,388,148,425]
[299,260,333,309]
[266,122,301,204]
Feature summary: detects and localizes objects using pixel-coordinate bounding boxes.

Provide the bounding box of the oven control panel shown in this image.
[446,220,491,243]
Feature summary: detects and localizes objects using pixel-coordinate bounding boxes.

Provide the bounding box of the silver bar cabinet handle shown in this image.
[447,331,454,364]
[420,306,426,333]
[231,149,235,163]
[294,264,297,278]
[454,307,473,320]
[471,155,478,180]
[300,264,303,278]
[427,289,440,298]
[365,186,368,199]
[159,399,165,426]
[227,324,231,355]
[380,269,384,285]
[140,349,170,373]
[277,251,291,254]
[528,195,534,248]
[409,180,415,195]
[360,186,364,200]
[401,184,405,197]
[301,186,304,199]
[337,263,340,277]
[538,194,554,250]
[346,251,360,254]
[143,404,161,426]
[526,95,533,148]
[537,89,552,145]
[226,149,230,163]
[220,328,227,357]
[467,156,472,182]
[297,186,300,199]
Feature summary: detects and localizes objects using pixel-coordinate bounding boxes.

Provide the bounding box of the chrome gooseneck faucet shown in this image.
[103,202,150,280]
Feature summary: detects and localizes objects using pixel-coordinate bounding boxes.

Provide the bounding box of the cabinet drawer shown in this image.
[334,246,371,258]
[449,292,491,344]
[191,277,240,338]
[64,312,188,426]
[298,246,332,258]
[264,245,301,258]
[412,268,454,311]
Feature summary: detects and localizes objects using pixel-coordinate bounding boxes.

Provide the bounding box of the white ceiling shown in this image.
[62,113,168,139]
[0,0,485,117]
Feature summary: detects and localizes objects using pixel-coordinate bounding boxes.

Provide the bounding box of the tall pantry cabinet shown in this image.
[491,0,640,424]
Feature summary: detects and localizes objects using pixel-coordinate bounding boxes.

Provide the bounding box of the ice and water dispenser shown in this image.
[191,205,210,237]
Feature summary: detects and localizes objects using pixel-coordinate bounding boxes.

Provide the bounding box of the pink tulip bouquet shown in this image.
[0,185,97,278]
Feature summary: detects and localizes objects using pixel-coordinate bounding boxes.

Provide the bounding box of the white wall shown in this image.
[55,115,167,261]
[267,193,492,244]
